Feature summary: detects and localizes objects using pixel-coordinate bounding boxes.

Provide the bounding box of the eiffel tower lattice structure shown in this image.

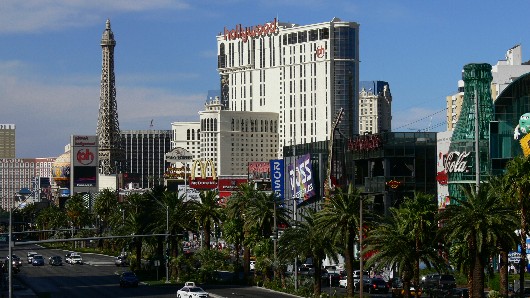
[96,19,123,175]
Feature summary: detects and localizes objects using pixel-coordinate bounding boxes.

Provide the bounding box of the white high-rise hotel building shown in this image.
[217,17,360,155]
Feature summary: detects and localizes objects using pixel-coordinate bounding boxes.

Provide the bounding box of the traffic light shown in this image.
[165,248,170,260]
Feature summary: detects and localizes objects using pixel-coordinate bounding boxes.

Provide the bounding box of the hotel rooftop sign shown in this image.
[223,18,277,42]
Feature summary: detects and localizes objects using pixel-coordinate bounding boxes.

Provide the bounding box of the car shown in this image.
[443,288,469,298]
[367,278,390,294]
[65,252,81,264]
[354,276,371,292]
[49,256,63,266]
[69,255,83,265]
[32,255,44,266]
[115,255,129,267]
[27,252,38,264]
[422,274,456,296]
[119,271,139,288]
[323,272,341,287]
[6,254,21,268]
[391,278,422,298]
[177,281,209,298]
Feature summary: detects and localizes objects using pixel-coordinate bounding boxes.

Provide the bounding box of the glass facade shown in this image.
[333,26,358,139]
[491,72,530,174]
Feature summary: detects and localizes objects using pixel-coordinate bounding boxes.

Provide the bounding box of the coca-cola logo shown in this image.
[444,151,470,173]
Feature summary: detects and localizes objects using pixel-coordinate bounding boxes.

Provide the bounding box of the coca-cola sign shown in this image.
[444,151,470,173]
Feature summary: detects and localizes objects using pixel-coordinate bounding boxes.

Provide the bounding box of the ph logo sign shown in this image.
[77,149,95,165]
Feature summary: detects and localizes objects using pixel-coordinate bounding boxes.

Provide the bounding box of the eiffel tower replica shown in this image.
[96,19,123,175]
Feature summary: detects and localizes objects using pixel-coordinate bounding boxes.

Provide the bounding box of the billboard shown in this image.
[70,135,98,190]
[288,154,315,201]
[436,131,453,209]
[270,159,284,200]
[248,162,270,180]
[218,177,248,203]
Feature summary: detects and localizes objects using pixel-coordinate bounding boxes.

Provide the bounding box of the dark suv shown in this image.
[422,274,456,295]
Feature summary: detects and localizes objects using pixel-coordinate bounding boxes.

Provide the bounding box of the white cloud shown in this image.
[0,65,202,157]
[0,0,190,34]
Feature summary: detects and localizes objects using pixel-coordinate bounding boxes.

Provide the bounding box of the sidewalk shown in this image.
[0,276,37,298]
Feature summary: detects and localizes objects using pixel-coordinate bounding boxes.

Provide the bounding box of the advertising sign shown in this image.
[270,159,284,200]
[248,162,270,180]
[177,185,200,202]
[288,154,315,201]
[436,131,453,209]
[70,135,98,188]
[165,147,193,163]
[189,159,217,190]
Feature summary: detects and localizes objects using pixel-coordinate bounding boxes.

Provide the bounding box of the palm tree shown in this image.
[395,192,440,290]
[225,182,256,280]
[503,155,530,298]
[279,209,336,297]
[364,209,416,297]
[119,193,157,269]
[437,184,518,298]
[94,188,119,232]
[314,184,363,298]
[364,194,444,298]
[245,191,291,280]
[487,175,519,297]
[190,189,223,250]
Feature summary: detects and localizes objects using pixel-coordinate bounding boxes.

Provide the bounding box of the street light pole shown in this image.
[165,204,169,284]
[8,194,13,298]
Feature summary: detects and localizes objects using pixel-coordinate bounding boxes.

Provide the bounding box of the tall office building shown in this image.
[217,17,359,156]
[0,124,15,158]
[121,130,172,189]
[97,19,123,175]
[358,81,392,135]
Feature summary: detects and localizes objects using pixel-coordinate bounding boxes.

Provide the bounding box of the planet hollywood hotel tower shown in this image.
[217,17,360,156]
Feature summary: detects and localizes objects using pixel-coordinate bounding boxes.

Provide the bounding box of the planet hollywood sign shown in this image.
[223,18,277,43]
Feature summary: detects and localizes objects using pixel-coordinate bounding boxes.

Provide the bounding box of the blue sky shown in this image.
[2,0,530,158]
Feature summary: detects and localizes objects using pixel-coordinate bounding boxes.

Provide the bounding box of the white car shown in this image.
[177,281,209,298]
[339,278,348,288]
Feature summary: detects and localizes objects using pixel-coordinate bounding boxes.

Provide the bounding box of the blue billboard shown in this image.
[270,159,284,200]
[288,154,315,201]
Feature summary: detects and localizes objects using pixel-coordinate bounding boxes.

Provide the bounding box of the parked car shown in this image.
[391,278,422,298]
[27,252,38,264]
[119,271,139,288]
[115,256,129,267]
[422,274,456,296]
[31,255,44,266]
[443,288,469,298]
[354,276,371,292]
[177,281,209,298]
[324,272,341,287]
[367,278,390,294]
[49,256,63,266]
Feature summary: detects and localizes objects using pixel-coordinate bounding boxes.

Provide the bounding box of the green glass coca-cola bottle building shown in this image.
[448,63,494,201]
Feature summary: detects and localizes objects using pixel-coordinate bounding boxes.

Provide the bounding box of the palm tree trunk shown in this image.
[472,253,485,298]
[136,240,142,270]
[314,257,322,297]
[243,243,250,282]
[499,250,509,297]
[204,223,211,250]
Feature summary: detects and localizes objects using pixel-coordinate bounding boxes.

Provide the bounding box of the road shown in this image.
[0,245,308,298]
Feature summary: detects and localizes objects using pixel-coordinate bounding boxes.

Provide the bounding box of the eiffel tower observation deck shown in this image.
[96,19,123,175]
[448,63,494,201]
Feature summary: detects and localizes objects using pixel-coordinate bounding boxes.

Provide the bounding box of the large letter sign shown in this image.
[270,159,284,200]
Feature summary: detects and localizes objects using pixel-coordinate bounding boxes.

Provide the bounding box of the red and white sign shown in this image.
[223,18,277,43]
